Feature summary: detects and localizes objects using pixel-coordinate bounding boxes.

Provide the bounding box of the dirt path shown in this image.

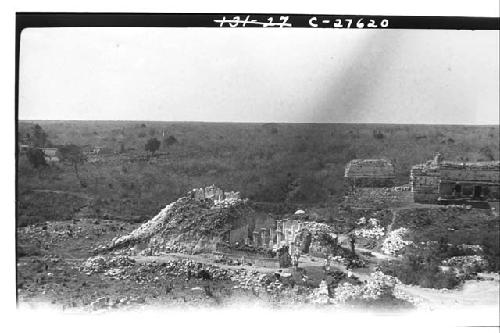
[133,253,283,273]
[396,275,500,310]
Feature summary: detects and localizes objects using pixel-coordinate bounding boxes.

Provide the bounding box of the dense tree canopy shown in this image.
[59,144,86,178]
[145,138,161,156]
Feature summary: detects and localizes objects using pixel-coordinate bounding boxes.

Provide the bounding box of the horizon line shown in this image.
[17,119,500,126]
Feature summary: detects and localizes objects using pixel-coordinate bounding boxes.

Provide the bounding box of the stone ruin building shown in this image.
[188,186,339,262]
[224,214,276,249]
[190,185,241,202]
[276,219,305,252]
[188,185,277,248]
[344,159,395,189]
[410,153,500,207]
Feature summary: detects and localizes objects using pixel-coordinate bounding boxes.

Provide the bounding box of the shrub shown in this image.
[379,258,461,289]
[27,148,47,168]
[145,138,161,155]
[163,135,178,147]
[17,191,88,227]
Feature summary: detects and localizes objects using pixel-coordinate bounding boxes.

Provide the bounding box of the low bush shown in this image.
[379,257,461,289]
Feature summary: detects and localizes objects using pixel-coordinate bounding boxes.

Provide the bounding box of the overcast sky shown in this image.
[19,27,499,124]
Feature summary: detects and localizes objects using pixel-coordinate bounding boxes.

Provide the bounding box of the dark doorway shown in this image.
[473,186,482,199]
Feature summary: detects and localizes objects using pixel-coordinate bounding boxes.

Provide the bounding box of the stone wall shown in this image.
[277,219,305,249]
[439,163,500,202]
[410,163,441,204]
[229,224,248,244]
[345,159,395,189]
[439,161,499,182]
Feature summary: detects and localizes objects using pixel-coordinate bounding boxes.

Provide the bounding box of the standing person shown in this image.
[292,248,300,269]
[323,256,331,274]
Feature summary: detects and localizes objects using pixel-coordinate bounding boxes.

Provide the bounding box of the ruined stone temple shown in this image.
[410,153,500,206]
[275,219,338,257]
[344,159,396,189]
[276,219,305,250]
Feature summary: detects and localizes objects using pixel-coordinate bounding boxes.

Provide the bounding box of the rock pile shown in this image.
[81,257,234,283]
[80,255,136,275]
[354,217,385,240]
[105,186,255,255]
[381,227,413,256]
[331,271,408,305]
[230,269,298,295]
[89,295,146,311]
[309,280,330,304]
[441,255,488,275]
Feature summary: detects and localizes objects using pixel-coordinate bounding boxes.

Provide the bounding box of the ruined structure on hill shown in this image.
[410,153,500,206]
[106,185,276,255]
[344,159,395,189]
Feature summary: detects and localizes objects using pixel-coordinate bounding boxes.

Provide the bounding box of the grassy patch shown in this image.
[17,190,89,227]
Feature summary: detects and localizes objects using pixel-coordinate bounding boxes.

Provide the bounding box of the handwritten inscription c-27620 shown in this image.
[214,16,389,28]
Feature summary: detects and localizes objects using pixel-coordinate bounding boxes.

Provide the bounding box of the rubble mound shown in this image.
[80,255,136,274]
[104,186,252,255]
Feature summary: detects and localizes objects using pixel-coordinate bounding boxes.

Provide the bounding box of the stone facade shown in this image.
[410,163,441,204]
[229,224,249,244]
[345,159,395,189]
[276,219,304,250]
[411,153,500,206]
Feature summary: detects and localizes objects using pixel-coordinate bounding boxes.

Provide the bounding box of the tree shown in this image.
[145,138,161,156]
[163,135,178,147]
[59,144,86,179]
[479,146,495,161]
[32,124,49,147]
[27,148,47,168]
[339,216,384,256]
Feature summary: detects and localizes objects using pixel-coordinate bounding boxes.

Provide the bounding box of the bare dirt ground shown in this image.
[17,218,332,311]
[397,274,500,310]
